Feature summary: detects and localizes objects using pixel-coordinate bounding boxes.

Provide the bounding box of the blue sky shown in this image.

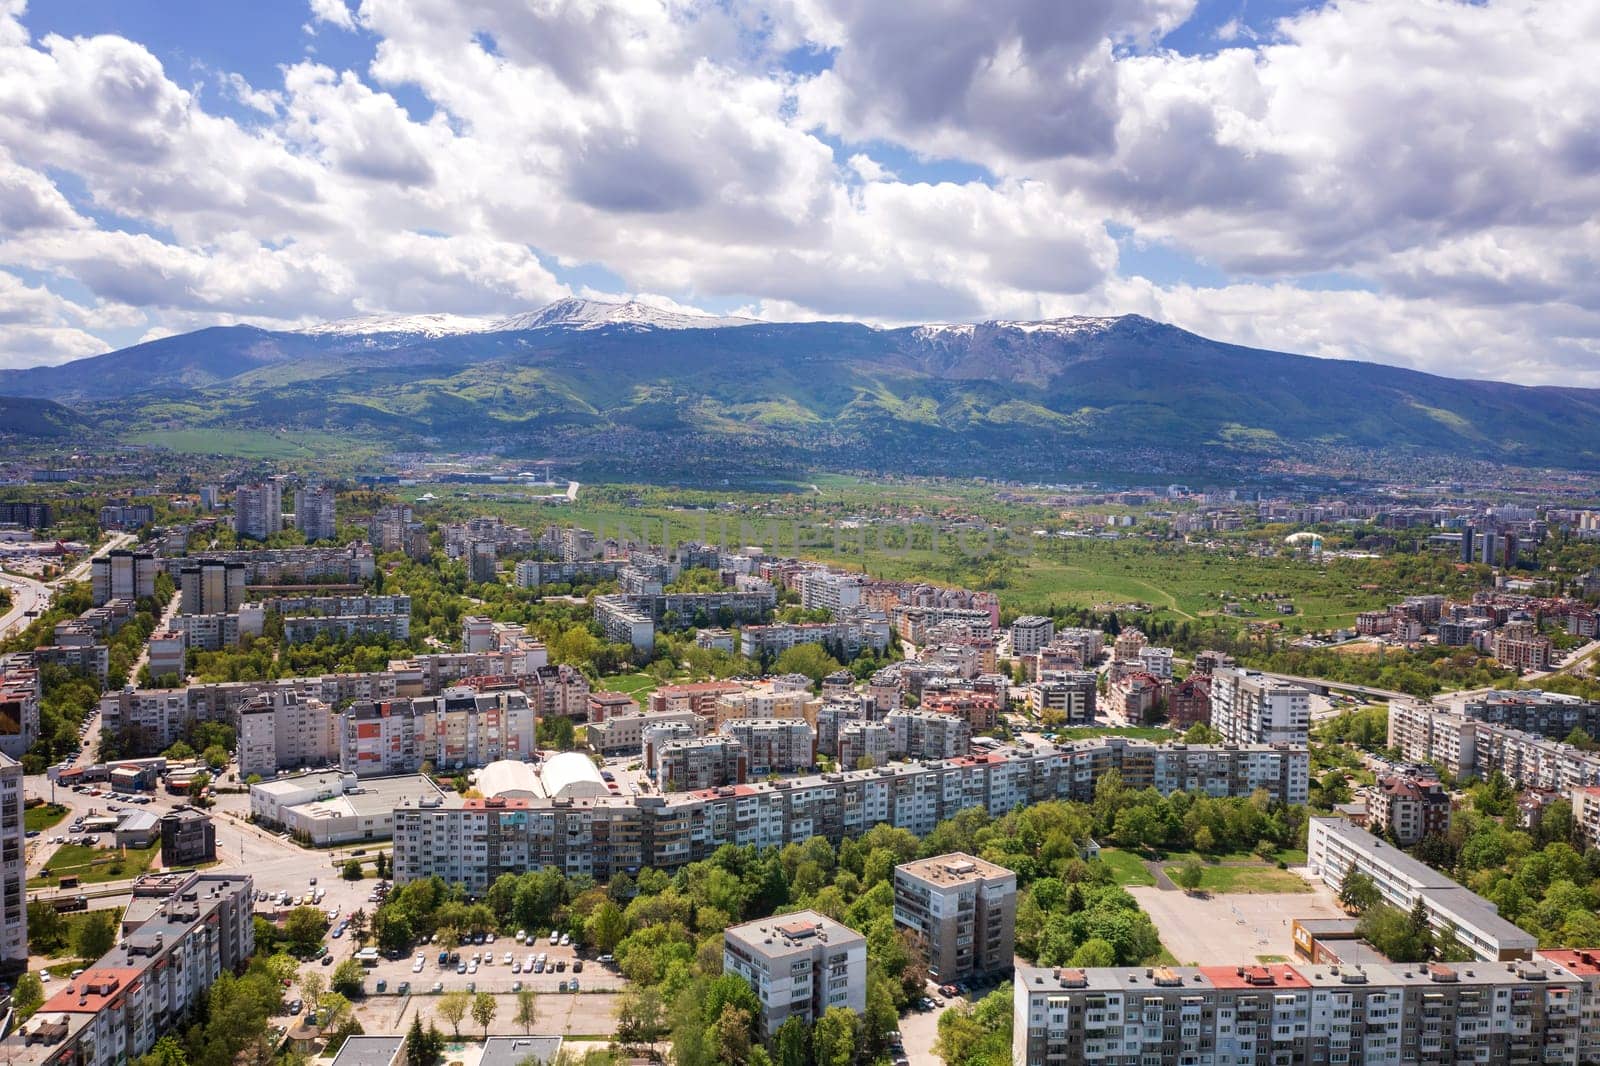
[0,0,1595,385]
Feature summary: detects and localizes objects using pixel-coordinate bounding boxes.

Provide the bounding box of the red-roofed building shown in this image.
[1370,772,1451,845]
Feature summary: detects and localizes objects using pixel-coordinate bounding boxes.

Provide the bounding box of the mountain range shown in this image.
[4,298,1599,478]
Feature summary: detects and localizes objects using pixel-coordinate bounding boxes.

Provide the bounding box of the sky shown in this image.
[1,0,1597,385]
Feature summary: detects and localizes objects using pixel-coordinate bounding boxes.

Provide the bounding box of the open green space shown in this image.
[125,428,381,461]
[1096,848,1158,886]
[595,672,660,699]
[30,843,161,887]
[25,804,70,833]
[1051,726,1175,742]
[1165,864,1312,894]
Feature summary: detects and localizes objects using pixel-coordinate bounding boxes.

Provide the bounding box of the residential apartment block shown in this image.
[1013,956,1592,1066]
[395,739,1308,889]
[1,753,24,963]
[1209,667,1311,747]
[886,708,972,760]
[339,688,537,775]
[837,720,891,768]
[238,692,338,779]
[650,735,747,792]
[175,560,245,615]
[293,484,337,542]
[90,549,158,606]
[893,853,1015,983]
[233,478,284,540]
[1370,772,1452,845]
[0,658,42,759]
[5,873,254,1066]
[586,711,707,756]
[723,911,867,1037]
[1009,615,1055,657]
[724,718,816,775]
[1307,817,1536,961]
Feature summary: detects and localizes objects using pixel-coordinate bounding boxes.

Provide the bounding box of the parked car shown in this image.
[511,981,522,993]
[397,982,410,996]
[559,932,571,946]
[569,979,579,992]
[455,962,467,974]
[430,982,443,994]
[939,984,960,998]
[288,1000,303,1015]
[572,960,583,973]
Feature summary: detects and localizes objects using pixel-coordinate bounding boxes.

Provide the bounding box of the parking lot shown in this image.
[323,931,629,997]
[1128,875,1345,964]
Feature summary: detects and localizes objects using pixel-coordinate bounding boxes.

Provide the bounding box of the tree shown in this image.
[515,988,538,1033]
[405,1016,439,1066]
[375,851,390,879]
[1068,938,1118,967]
[1173,857,1205,893]
[299,971,327,1010]
[471,991,497,1038]
[12,971,44,1019]
[138,1035,189,1066]
[436,990,471,1038]
[348,907,370,944]
[343,858,365,881]
[1337,868,1381,913]
[585,900,627,954]
[71,909,118,959]
[285,906,327,954]
[773,643,843,683]
[27,898,66,955]
[772,1015,811,1066]
[331,958,366,998]
[706,1003,754,1066]
[811,1007,859,1066]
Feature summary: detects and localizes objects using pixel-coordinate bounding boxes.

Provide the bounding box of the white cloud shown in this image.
[0,0,1594,388]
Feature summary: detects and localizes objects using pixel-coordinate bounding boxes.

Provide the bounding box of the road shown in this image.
[58,531,135,585]
[0,569,51,640]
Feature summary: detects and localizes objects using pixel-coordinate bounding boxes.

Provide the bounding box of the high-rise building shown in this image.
[893,853,1015,983]
[0,753,25,964]
[176,560,246,615]
[233,478,284,540]
[159,806,217,866]
[723,911,867,1037]
[1010,615,1055,657]
[0,658,42,759]
[1209,667,1310,747]
[294,484,337,542]
[90,549,158,606]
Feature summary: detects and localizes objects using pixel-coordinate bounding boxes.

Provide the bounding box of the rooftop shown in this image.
[329,1036,405,1066]
[896,851,1015,887]
[724,910,865,959]
[478,1037,564,1066]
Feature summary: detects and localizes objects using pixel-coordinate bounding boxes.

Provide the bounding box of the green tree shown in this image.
[811,1007,860,1066]
[27,898,66,955]
[405,1016,436,1066]
[773,643,843,683]
[1068,938,1118,967]
[1173,857,1205,893]
[71,911,117,960]
[12,972,44,1019]
[284,906,326,954]
[585,900,627,954]
[471,991,497,1038]
[331,958,366,997]
[515,988,538,1033]
[343,858,365,880]
[1337,869,1380,913]
[772,1015,811,1066]
[137,1035,189,1066]
[436,990,471,1038]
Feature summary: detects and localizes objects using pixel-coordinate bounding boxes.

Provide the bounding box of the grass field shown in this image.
[596,672,660,699]
[1097,848,1157,886]
[30,843,161,888]
[1166,864,1312,894]
[25,804,70,833]
[413,488,1403,634]
[126,428,381,461]
[47,907,126,959]
[1052,726,1175,742]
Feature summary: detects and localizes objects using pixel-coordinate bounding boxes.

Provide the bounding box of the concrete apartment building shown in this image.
[237,691,338,779]
[395,738,1309,888]
[1388,700,1600,792]
[182,544,375,584]
[98,503,154,531]
[1493,621,1553,671]
[893,853,1015,983]
[724,717,816,775]
[90,549,158,606]
[175,560,245,615]
[340,688,537,775]
[886,708,972,759]
[293,484,337,542]
[1307,816,1536,961]
[1009,615,1055,657]
[5,873,254,1066]
[1013,957,1591,1066]
[0,660,40,760]
[587,711,706,756]
[1209,667,1311,746]
[723,911,867,1037]
[159,807,216,866]
[650,735,747,792]
[1,753,25,964]
[233,478,284,540]
[739,615,892,659]
[815,700,868,757]
[282,612,410,644]
[796,569,867,613]
[1370,772,1452,845]
[836,720,891,768]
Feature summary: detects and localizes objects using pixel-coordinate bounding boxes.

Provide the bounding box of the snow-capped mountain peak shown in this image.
[490,297,760,332]
[912,314,1132,343]
[293,311,495,338]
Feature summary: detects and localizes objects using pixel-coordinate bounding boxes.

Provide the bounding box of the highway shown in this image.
[0,569,51,640]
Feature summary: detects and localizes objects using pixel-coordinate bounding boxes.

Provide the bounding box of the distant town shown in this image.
[4,459,1600,1066]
